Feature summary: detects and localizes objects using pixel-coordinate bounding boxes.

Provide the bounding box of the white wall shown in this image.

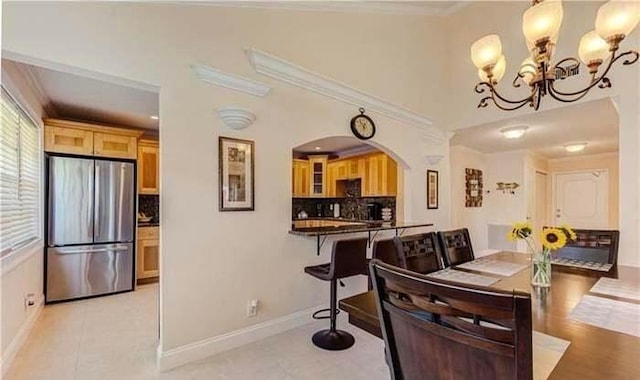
[449,145,488,251]
[0,62,46,373]
[2,2,452,369]
[450,146,530,253]
[446,1,639,266]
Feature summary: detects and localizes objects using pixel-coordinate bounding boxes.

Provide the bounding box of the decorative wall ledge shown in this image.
[217,107,256,130]
[192,64,271,97]
[246,48,435,130]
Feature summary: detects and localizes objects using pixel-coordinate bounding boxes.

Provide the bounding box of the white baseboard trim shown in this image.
[157,304,323,372]
[0,295,44,377]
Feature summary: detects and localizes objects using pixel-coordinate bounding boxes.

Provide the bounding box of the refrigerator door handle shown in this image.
[95,163,100,235]
[55,246,129,255]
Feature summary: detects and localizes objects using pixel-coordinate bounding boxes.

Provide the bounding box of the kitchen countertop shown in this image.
[289,220,433,236]
[138,222,159,228]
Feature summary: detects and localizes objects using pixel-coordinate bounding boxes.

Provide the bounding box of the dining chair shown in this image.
[369,259,533,380]
[551,228,619,265]
[437,228,475,267]
[392,232,444,274]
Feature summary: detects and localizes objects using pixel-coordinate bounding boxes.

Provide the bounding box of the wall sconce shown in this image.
[496,182,519,194]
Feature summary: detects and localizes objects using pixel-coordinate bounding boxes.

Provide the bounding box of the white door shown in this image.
[534,171,549,233]
[554,170,609,229]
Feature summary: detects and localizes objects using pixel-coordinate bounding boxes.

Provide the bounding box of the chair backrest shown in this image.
[372,238,400,267]
[330,237,368,279]
[370,259,533,380]
[550,228,619,265]
[392,233,443,274]
[438,228,475,267]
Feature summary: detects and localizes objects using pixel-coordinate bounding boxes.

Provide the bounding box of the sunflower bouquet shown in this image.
[508,223,576,287]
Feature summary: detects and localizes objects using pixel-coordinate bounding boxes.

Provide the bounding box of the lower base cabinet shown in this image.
[137,227,159,280]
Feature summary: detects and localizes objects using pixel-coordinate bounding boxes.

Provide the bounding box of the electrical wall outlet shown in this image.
[24,293,35,309]
[247,299,258,317]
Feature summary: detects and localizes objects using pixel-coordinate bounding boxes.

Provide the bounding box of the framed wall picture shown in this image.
[465,168,483,207]
[219,136,255,211]
[427,170,439,209]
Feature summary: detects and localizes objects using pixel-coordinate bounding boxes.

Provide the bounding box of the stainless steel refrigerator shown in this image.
[46,156,135,303]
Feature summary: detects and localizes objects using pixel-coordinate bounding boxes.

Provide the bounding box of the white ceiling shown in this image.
[8,59,159,130]
[293,136,378,158]
[179,1,468,16]
[450,98,619,159]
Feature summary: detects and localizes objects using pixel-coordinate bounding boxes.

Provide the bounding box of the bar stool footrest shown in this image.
[312,308,340,320]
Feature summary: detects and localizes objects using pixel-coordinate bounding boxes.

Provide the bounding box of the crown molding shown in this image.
[174,1,468,17]
[246,48,434,131]
[217,107,256,130]
[8,60,58,117]
[192,64,271,97]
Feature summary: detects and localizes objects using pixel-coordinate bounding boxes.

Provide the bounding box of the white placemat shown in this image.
[569,295,640,338]
[533,331,571,380]
[550,257,613,272]
[590,278,640,301]
[455,257,528,277]
[426,268,499,287]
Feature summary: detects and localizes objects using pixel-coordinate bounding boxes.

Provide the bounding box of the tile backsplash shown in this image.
[139,195,159,222]
[292,197,396,221]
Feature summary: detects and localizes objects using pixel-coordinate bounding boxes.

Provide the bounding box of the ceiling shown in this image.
[181,1,468,16]
[450,98,619,159]
[293,136,378,158]
[6,59,159,130]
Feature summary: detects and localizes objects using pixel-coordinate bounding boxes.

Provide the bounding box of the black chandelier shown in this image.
[471,0,639,111]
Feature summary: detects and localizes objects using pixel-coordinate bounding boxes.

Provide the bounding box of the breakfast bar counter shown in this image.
[289,219,434,255]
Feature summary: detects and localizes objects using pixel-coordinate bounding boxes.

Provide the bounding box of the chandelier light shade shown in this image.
[519,57,538,85]
[473,0,639,111]
[471,34,503,70]
[522,0,564,45]
[479,55,507,83]
[578,31,610,66]
[595,0,640,41]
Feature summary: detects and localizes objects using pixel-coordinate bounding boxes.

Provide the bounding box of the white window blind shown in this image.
[0,87,41,257]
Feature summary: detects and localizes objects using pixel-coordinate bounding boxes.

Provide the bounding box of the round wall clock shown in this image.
[350,108,376,140]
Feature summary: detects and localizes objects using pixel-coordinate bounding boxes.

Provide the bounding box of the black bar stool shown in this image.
[304,237,368,350]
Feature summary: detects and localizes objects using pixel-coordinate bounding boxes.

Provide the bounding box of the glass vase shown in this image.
[531,249,552,287]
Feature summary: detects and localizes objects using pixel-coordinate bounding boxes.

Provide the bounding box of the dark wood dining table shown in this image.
[339,251,640,379]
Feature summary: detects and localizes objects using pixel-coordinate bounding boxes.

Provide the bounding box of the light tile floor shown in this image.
[6,284,389,380]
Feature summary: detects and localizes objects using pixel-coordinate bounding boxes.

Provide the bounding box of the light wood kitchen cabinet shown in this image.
[137,227,159,280]
[308,155,328,197]
[326,162,337,197]
[44,126,94,155]
[138,140,160,194]
[292,159,310,197]
[364,153,398,196]
[94,132,137,159]
[44,119,143,159]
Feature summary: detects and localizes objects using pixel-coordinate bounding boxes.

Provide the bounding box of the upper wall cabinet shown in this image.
[292,159,310,197]
[44,126,94,156]
[94,133,137,159]
[138,140,160,195]
[43,119,143,159]
[364,153,397,197]
[308,155,328,197]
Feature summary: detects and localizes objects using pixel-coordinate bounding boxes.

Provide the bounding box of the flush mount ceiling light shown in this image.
[314,146,322,150]
[471,0,639,111]
[501,126,529,139]
[565,142,587,152]
[150,115,159,120]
